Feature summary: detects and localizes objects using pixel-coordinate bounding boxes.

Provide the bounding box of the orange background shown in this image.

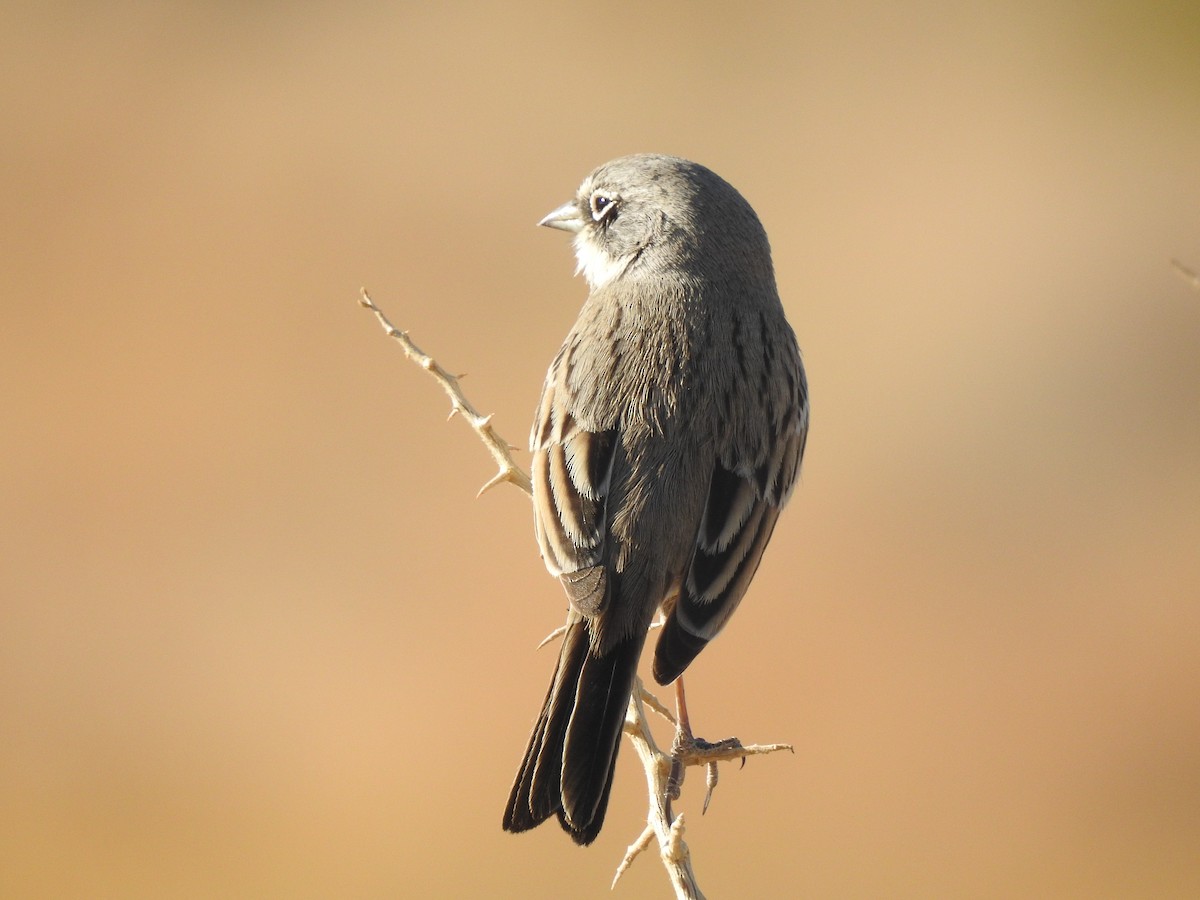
[3,3,1199,897]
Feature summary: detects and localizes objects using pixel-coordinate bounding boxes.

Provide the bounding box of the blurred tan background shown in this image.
[3,2,1199,897]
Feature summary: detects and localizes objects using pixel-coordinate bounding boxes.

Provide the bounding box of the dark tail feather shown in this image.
[503,618,588,832]
[503,615,645,845]
[557,625,644,841]
[651,612,710,685]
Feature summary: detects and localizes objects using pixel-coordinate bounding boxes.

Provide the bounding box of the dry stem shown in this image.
[1172,258,1200,292]
[359,288,531,497]
[362,289,793,898]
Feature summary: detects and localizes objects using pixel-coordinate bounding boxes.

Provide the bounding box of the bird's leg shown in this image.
[674,676,694,738]
[665,677,691,805]
[669,675,748,814]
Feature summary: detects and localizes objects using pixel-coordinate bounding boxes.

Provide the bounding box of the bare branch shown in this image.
[612,825,657,889]
[678,737,795,768]
[359,288,532,497]
[362,289,793,898]
[1172,258,1200,292]
[623,681,706,899]
[638,683,678,727]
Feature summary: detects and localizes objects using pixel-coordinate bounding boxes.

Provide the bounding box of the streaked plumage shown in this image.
[503,154,808,845]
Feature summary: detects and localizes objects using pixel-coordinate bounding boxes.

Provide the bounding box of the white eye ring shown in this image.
[589,191,618,222]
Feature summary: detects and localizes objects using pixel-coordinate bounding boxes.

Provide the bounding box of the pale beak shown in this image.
[538,201,585,233]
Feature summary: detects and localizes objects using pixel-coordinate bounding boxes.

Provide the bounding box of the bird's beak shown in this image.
[538,201,585,233]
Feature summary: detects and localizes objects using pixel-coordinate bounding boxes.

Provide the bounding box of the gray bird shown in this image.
[502,154,808,845]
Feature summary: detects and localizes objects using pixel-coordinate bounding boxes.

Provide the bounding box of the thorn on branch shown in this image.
[536,624,568,650]
[612,825,656,889]
[359,288,532,498]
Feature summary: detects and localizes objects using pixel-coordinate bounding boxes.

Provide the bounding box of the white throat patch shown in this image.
[573,233,629,291]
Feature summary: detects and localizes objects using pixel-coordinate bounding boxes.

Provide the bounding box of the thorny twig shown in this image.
[362,290,794,898]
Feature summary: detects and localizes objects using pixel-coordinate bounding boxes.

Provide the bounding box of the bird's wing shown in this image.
[653,405,808,684]
[531,363,620,617]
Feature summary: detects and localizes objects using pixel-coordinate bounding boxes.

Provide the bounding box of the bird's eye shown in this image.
[589,191,617,222]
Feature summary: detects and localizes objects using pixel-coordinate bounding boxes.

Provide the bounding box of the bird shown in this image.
[502,153,808,845]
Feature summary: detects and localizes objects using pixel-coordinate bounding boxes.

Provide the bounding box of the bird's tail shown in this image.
[502,614,645,845]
